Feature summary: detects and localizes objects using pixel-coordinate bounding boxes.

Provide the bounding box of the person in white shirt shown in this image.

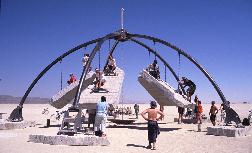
[82,54,89,70]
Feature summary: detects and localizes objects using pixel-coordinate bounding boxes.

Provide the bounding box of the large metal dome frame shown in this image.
[8,29,241,125]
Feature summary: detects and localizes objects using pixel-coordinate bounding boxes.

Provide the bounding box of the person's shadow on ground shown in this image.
[126,144,146,148]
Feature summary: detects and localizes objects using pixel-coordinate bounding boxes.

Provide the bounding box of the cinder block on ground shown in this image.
[29,134,110,146]
[207,126,251,137]
[0,121,36,130]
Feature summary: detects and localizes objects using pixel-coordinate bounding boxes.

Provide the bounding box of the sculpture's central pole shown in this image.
[121,8,125,30]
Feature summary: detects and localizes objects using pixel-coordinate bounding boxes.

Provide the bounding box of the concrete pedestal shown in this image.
[0,121,36,130]
[207,126,251,137]
[29,134,110,146]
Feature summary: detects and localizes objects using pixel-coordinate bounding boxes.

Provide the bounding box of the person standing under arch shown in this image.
[134,104,140,119]
[141,101,164,150]
[197,101,203,124]
[178,106,185,124]
[209,101,218,126]
[94,96,109,137]
[219,103,226,123]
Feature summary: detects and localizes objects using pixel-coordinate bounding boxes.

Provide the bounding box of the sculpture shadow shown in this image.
[39,124,61,128]
[188,129,207,132]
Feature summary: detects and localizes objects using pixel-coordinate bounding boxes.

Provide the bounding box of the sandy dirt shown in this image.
[0,103,252,153]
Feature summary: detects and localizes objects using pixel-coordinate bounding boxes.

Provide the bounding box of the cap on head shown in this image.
[150,101,157,108]
[211,101,215,105]
[154,60,157,64]
[69,73,73,76]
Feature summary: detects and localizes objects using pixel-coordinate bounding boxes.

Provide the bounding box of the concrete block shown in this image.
[138,70,190,107]
[0,121,36,130]
[207,126,251,137]
[29,134,110,146]
[50,71,96,109]
[79,67,124,109]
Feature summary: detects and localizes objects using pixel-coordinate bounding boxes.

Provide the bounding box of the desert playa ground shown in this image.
[0,103,252,153]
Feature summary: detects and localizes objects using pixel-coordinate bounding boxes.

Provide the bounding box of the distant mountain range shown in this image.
[0,95,149,104]
[0,95,249,105]
[0,95,50,104]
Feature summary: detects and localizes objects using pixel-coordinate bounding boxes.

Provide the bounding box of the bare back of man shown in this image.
[210,105,218,115]
[141,108,164,121]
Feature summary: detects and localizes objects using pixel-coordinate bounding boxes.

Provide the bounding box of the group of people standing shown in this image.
[177,94,225,128]
[93,95,225,150]
[177,95,203,124]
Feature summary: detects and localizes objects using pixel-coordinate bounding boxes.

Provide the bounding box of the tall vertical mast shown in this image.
[121,8,125,30]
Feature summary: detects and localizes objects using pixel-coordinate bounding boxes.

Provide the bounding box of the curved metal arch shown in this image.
[9,30,240,124]
[129,38,186,95]
[8,35,118,121]
[128,33,226,103]
[18,37,102,107]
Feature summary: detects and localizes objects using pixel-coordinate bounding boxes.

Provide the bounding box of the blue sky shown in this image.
[0,0,251,103]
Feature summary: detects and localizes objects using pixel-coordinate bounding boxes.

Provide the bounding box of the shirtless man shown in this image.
[209,101,218,126]
[141,101,164,150]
